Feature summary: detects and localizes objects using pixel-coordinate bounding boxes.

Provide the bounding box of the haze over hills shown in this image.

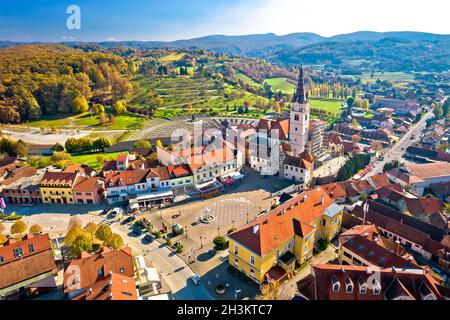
[1,31,449,72]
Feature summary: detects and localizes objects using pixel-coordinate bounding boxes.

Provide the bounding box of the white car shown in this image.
[190,274,201,286]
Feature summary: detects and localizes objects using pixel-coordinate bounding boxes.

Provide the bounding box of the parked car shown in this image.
[121,216,136,225]
[190,274,201,286]
[144,233,155,242]
[132,226,143,236]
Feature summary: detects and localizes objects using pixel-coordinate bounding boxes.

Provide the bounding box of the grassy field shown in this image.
[235,72,261,88]
[309,99,343,114]
[70,152,123,170]
[264,77,295,94]
[159,52,185,63]
[25,111,148,130]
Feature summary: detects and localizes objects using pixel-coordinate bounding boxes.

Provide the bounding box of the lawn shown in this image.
[25,112,148,130]
[263,77,295,94]
[360,72,416,85]
[70,152,123,171]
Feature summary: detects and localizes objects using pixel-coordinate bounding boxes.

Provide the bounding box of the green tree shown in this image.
[213,236,227,251]
[132,140,151,149]
[52,142,65,152]
[113,101,127,115]
[93,137,111,151]
[95,225,112,241]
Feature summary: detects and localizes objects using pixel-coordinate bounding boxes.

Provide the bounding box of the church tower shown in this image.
[289,65,310,156]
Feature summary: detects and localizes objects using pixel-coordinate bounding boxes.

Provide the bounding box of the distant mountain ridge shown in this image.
[1,31,449,57]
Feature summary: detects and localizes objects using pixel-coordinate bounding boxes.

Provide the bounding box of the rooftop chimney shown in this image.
[321,194,324,205]
[253,224,260,234]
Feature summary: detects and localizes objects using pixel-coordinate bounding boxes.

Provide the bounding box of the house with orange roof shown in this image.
[228,187,343,284]
[63,247,138,300]
[73,176,105,205]
[0,234,58,299]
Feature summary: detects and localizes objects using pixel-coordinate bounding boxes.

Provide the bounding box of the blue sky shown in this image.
[1,0,449,42]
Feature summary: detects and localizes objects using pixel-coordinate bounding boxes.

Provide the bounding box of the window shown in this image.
[360,284,367,295]
[250,269,255,278]
[0,256,4,263]
[234,258,238,268]
[250,256,255,265]
[119,267,125,273]
[13,247,24,258]
[28,244,35,253]
[331,276,340,293]
[234,246,239,255]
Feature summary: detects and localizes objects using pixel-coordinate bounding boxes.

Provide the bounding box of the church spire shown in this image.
[293,65,307,104]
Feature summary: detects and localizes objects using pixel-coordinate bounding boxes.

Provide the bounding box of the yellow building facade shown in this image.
[228,188,342,284]
[40,171,79,204]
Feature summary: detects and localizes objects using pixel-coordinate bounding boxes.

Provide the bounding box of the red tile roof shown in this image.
[229,188,338,255]
[64,247,136,300]
[0,234,57,290]
[40,171,79,187]
[297,264,448,300]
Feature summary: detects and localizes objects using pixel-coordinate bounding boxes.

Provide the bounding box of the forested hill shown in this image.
[268,37,450,73]
[0,44,131,123]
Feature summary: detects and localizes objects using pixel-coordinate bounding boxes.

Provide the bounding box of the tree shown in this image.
[11,220,27,239]
[13,140,28,157]
[95,225,112,241]
[113,101,127,115]
[68,216,83,230]
[213,236,227,251]
[29,224,43,235]
[52,142,65,152]
[433,104,443,120]
[84,222,98,240]
[72,95,89,113]
[371,141,382,153]
[351,118,360,129]
[132,140,151,149]
[50,151,72,169]
[155,139,164,148]
[0,234,7,245]
[351,134,361,145]
[103,233,124,250]
[93,137,111,151]
[65,226,85,247]
[70,233,93,256]
[92,103,105,115]
[256,281,280,300]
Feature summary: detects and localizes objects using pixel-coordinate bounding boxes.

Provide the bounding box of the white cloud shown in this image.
[105,37,117,41]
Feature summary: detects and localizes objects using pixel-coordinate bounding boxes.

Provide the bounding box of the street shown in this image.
[366,110,433,177]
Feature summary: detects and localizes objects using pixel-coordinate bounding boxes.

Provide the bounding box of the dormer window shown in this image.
[13,247,24,258]
[331,275,340,293]
[345,276,354,293]
[372,279,381,295]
